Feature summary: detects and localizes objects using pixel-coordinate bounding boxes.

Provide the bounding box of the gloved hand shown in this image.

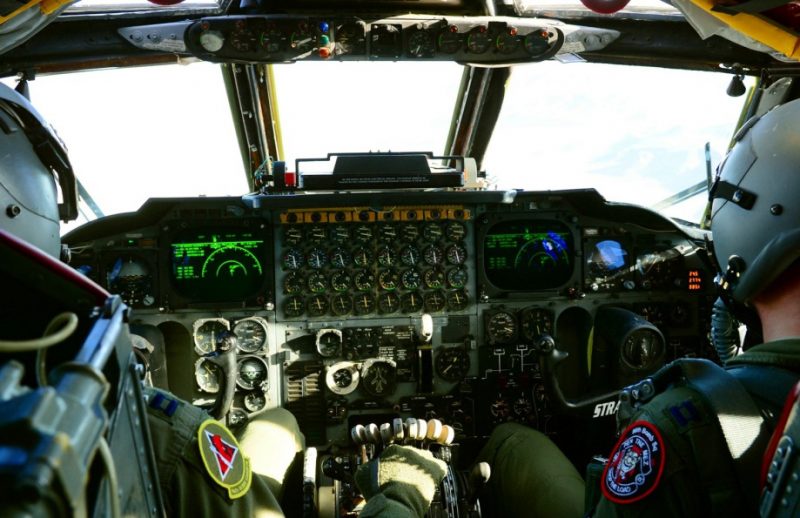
[355,444,448,517]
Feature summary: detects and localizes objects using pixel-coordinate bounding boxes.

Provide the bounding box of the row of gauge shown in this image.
[484,307,555,346]
[324,347,472,398]
[192,317,270,413]
[278,219,472,317]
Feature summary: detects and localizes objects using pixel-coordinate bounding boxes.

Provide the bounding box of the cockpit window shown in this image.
[483,61,751,224]
[273,62,463,169]
[20,62,244,232]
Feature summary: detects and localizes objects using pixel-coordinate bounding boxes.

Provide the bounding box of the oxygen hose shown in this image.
[711,297,740,365]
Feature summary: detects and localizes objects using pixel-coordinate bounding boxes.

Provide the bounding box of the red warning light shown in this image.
[449,25,458,33]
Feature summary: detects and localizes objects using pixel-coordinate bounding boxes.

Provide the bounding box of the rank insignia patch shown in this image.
[601,420,665,504]
[197,419,252,499]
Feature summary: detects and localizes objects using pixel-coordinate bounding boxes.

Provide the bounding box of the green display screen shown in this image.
[171,230,266,301]
[483,220,573,290]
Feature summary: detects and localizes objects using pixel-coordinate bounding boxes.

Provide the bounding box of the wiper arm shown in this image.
[76,177,105,219]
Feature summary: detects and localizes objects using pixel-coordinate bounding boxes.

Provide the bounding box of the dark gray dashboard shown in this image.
[64,189,716,459]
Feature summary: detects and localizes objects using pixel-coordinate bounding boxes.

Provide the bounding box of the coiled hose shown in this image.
[711,297,740,365]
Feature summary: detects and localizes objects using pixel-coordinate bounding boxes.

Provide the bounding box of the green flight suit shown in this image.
[476,339,800,518]
[146,389,304,517]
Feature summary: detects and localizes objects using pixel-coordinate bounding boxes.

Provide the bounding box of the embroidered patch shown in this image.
[601,420,666,504]
[197,419,252,499]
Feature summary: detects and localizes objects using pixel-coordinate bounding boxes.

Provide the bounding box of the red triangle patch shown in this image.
[205,430,238,479]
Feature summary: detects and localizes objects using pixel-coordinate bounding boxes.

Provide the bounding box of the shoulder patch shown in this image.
[197,419,252,500]
[601,420,666,504]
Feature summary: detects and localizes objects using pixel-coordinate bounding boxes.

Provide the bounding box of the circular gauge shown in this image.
[325,361,360,395]
[435,347,470,381]
[193,319,229,355]
[408,30,436,57]
[330,247,351,269]
[400,246,420,266]
[378,292,400,314]
[260,25,284,53]
[282,248,304,270]
[378,269,399,291]
[400,224,420,242]
[233,318,268,353]
[496,30,520,54]
[354,224,374,243]
[307,295,329,317]
[447,289,469,311]
[316,329,343,357]
[361,359,397,398]
[445,221,466,241]
[401,292,424,313]
[466,27,491,54]
[199,30,225,52]
[283,272,304,294]
[423,245,443,266]
[438,28,462,53]
[331,225,350,242]
[353,293,376,315]
[236,356,268,390]
[524,29,554,56]
[423,223,443,242]
[195,358,221,393]
[283,295,305,318]
[290,21,314,51]
[520,307,554,341]
[622,329,664,371]
[487,311,518,345]
[330,294,353,316]
[490,398,510,419]
[447,267,468,288]
[307,248,327,269]
[445,244,467,265]
[354,271,375,291]
[330,271,352,292]
[106,256,153,307]
[401,269,421,290]
[378,224,398,242]
[283,226,303,245]
[244,391,267,412]
[424,290,447,312]
[424,268,445,289]
[353,247,372,267]
[307,272,327,294]
[308,225,327,242]
[377,246,397,267]
[513,396,533,417]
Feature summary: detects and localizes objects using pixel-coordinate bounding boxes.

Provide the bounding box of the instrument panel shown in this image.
[64,189,716,458]
[119,15,620,65]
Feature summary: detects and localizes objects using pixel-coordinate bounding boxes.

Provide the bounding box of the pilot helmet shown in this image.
[0,83,77,258]
[710,97,800,303]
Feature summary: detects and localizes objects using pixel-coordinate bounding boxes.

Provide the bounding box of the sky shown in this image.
[8,53,749,230]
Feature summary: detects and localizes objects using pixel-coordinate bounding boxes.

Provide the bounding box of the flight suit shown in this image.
[475,339,800,518]
[145,389,304,517]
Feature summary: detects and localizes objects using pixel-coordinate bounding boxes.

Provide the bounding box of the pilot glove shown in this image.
[355,444,448,518]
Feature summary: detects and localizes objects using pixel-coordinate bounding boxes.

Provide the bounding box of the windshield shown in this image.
[483,61,749,223]
[16,59,747,229]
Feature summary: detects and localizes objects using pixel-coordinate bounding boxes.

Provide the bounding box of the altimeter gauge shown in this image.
[233,317,268,353]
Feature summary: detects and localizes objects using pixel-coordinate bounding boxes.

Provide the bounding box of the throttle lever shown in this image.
[466,462,491,508]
